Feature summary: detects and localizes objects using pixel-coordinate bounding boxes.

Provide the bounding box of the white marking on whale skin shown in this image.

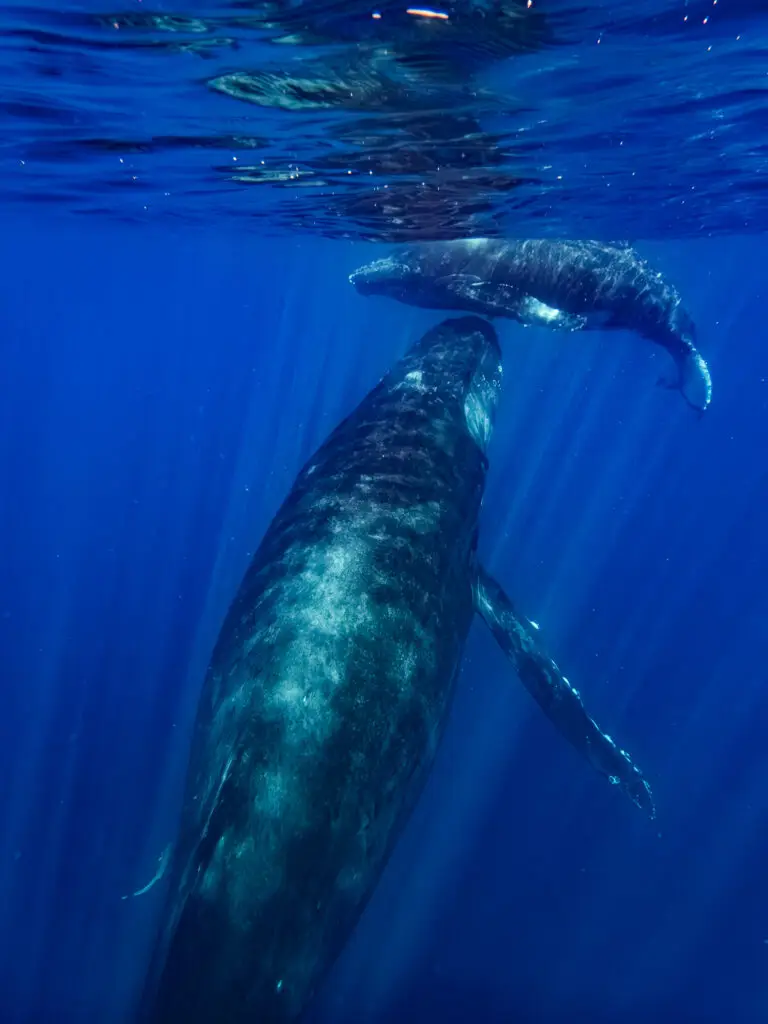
[464,390,491,449]
[463,363,502,452]
[265,538,375,746]
[197,498,444,931]
[665,349,712,410]
[517,295,588,332]
[562,676,580,698]
[396,368,431,394]
[522,297,564,324]
[687,351,713,408]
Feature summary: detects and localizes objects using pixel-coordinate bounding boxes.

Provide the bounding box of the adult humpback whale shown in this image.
[350,238,712,412]
[142,316,654,1024]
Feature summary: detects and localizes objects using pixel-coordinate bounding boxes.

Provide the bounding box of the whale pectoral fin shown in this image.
[515,295,587,332]
[434,274,521,318]
[473,566,656,818]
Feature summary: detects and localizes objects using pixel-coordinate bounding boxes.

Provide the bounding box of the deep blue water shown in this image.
[3,1,768,1022]
[3,0,768,237]
[2,225,768,1022]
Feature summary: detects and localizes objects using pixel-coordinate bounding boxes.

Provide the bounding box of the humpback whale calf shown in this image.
[350,238,712,412]
[142,316,654,1024]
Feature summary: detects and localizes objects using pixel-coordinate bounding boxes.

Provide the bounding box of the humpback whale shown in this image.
[142,316,654,1024]
[350,238,712,412]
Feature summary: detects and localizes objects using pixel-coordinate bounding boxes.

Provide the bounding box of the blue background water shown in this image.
[1,222,767,1022]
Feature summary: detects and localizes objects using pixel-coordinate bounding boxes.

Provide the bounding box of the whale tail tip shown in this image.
[679,350,712,412]
[658,348,712,414]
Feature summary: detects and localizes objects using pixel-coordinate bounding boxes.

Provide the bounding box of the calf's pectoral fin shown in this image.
[433,274,516,317]
[516,295,587,332]
[473,565,656,819]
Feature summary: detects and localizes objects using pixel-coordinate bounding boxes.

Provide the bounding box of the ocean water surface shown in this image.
[1,1,768,1022]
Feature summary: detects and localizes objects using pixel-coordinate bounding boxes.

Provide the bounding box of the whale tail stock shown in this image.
[473,565,656,819]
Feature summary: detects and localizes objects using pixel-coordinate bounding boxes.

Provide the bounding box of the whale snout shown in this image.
[349,257,392,294]
[349,256,415,297]
[348,266,373,293]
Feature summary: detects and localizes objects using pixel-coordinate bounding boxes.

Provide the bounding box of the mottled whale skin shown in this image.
[350,238,712,412]
[143,316,654,1024]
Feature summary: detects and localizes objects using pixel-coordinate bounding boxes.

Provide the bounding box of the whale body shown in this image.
[350,238,712,412]
[142,315,654,1024]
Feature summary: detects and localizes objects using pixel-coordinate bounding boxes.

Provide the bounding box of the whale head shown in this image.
[350,241,495,311]
[399,316,503,452]
[349,251,423,302]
